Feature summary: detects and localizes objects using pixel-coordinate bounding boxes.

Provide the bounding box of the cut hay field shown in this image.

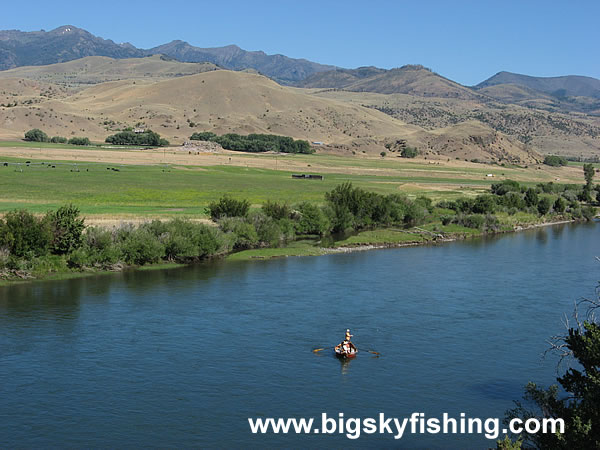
[0,142,586,222]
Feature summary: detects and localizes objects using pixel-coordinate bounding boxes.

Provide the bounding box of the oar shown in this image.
[355,347,381,356]
[312,347,333,353]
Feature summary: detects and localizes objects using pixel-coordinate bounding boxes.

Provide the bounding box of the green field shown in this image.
[0,158,493,216]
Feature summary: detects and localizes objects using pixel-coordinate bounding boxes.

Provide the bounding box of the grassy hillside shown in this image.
[311,89,600,159]
[0,55,220,87]
[297,65,486,100]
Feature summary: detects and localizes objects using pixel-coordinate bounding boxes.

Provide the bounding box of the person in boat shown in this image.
[336,329,357,354]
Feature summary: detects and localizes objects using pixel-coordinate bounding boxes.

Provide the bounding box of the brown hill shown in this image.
[0,70,542,164]
[0,55,220,88]
[310,89,600,159]
[297,65,486,100]
[0,71,420,146]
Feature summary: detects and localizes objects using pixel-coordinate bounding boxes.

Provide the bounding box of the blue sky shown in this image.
[1,0,598,85]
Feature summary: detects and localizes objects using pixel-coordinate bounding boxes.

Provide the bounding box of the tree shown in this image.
[543,155,568,167]
[105,130,169,147]
[583,164,595,187]
[190,132,217,141]
[582,164,595,203]
[68,137,90,145]
[553,196,567,214]
[401,146,419,158]
[47,204,85,254]
[24,128,49,142]
[524,188,539,207]
[537,196,553,215]
[206,195,250,220]
[380,151,386,158]
[0,210,52,257]
[506,280,600,448]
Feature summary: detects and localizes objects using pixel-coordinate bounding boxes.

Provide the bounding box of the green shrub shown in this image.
[50,136,68,143]
[553,196,567,213]
[537,196,553,215]
[68,137,90,145]
[189,132,217,141]
[295,202,330,235]
[472,195,497,214]
[248,211,284,246]
[491,179,521,196]
[262,200,291,220]
[524,188,539,207]
[161,219,225,261]
[543,155,568,167]
[219,218,259,249]
[47,204,85,254]
[120,228,165,265]
[24,128,49,142]
[105,129,169,146]
[582,206,597,221]
[206,195,250,220]
[0,210,52,257]
[400,146,419,158]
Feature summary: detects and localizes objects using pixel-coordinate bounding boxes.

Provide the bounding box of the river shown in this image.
[1,221,598,448]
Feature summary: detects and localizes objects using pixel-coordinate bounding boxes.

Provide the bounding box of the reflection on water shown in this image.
[0,221,598,449]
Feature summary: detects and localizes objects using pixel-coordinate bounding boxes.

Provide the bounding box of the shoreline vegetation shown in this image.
[0,179,597,286]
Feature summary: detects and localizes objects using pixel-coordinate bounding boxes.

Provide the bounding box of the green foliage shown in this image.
[582,206,596,221]
[247,211,286,247]
[524,188,539,207]
[24,128,49,142]
[295,202,330,235]
[119,228,165,265]
[325,182,427,232]
[537,196,553,215]
[262,200,291,220]
[47,204,85,254]
[50,136,68,144]
[206,195,250,220]
[189,131,314,154]
[219,217,259,250]
[543,155,568,167]
[491,179,522,196]
[67,137,90,145]
[553,196,567,213]
[472,194,497,214]
[105,129,169,146]
[583,163,595,187]
[0,209,52,257]
[496,434,522,449]
[380,151,387,158]
[189,131,217,141]
[159,219,225,261]
[400,146,419,158]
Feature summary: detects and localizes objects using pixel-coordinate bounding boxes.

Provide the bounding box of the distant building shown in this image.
[312,141,324,145]
[134,128,146,134]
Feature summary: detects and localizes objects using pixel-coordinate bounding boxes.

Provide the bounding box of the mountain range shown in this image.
[0,25,599,161]
[0,25,335,84]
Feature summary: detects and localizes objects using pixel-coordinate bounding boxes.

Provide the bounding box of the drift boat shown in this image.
[334,346,357,359]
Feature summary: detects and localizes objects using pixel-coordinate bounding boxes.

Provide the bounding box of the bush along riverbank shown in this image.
[0,180,597,283]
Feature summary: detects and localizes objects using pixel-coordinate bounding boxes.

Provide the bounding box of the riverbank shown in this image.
[1,217,585,288]
[1,177,597,286]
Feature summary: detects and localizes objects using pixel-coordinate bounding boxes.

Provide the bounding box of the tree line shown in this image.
[23,128,169,147]
[190,132,314,154]
[24,129,90,145]
[1,176,596,277]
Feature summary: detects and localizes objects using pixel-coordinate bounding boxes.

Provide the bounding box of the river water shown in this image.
[1,222,598,448]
